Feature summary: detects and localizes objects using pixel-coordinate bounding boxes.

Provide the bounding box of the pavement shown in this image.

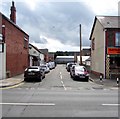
[0,73,119,88]
[89,73,120,88]
[0,74,24,88]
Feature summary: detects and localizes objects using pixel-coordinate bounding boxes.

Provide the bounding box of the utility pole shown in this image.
[79,24,82,65]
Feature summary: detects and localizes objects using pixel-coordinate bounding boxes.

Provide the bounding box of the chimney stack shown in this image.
[10,1,16,23]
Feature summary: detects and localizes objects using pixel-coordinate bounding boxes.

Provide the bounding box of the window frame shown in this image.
[0,34,4,53]
[115,32,120,47]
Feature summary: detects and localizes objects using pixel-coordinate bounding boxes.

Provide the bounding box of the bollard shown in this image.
[100,73,103,82]
[117,78,119,86]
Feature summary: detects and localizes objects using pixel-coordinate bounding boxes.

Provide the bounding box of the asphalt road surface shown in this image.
[1,65,119,118]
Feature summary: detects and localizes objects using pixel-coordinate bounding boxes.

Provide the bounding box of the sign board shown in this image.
[107,48,120,55]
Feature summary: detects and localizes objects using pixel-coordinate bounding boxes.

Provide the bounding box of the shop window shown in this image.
[115,32,120,47]
[107,31,114,47]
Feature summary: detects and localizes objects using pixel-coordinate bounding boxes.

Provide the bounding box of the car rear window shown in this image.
[28,67,39,71]
[75,67,84,72]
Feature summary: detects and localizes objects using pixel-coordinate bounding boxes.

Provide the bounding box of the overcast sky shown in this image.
[1,0,119,52]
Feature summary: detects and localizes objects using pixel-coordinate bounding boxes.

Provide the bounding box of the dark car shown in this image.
[24,66,45,82]
[70,65,89,81]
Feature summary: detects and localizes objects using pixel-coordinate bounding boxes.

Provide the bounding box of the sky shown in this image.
[1,0,119,52]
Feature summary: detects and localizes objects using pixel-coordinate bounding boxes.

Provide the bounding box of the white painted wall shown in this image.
[0,44,6,80]
[40,53,44,64]
[91,19,105,75]
[29,44,44,66]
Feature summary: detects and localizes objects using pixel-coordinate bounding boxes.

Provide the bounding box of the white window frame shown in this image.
[0,34,3,53]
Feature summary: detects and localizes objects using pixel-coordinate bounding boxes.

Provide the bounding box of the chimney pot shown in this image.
[10,1,16,23]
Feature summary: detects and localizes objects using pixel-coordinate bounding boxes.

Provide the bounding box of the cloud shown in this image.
[1,0,119,51]
[16,2,94,47]
[31,37,84,52]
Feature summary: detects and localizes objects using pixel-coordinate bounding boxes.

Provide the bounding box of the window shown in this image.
[0,34,4,53]
[107,31,114,47]
[115,32,120,47]
[24,37,28,49]
[92,38,95,50]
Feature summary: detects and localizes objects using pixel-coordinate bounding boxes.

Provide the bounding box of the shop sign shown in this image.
[107,48,120,55]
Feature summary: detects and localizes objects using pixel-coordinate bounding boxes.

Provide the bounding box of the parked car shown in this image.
[48,62,55,69]
[40,65,50,73]
[70,65,89,81]
[66,62,77,72]
[24,66,45,82]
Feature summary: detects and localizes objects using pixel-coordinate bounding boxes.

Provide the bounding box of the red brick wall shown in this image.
[3,18,29,77]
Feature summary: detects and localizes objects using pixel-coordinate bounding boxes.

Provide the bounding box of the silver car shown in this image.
[70,65,89,81]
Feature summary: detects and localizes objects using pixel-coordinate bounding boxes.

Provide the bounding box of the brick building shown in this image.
[1,1,29,78]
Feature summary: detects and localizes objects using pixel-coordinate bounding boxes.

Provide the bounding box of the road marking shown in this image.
[60,72,67,91]
[0,103,55,106]
[102,104,120,106]
[60,75,62,79]
[0,82,24,90]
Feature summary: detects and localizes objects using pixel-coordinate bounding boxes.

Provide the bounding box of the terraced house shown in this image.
[90,16,120,79]
[1,1,29,78]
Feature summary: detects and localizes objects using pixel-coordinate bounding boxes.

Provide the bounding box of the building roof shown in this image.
[97,16,119,28]
[90,16,120,40]
[29,43,43,54]
[1,12,29,37]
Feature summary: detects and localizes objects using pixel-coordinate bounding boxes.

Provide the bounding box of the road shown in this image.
[1,65,118,118]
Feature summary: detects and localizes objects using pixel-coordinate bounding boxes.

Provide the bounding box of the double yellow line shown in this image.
[0,82,24,90]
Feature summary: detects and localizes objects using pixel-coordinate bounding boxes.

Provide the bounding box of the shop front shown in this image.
[106,48,120,79]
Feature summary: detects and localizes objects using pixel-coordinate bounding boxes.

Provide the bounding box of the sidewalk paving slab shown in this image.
[0,74,24,88]
[89,73,120,88]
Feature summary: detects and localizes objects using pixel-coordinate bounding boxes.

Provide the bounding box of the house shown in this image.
[77,56,90,65]
[39,49,49,62]
[1,1,29,78]
[90,16,120,79]
[48,52,55,62]
[29,44,44,66]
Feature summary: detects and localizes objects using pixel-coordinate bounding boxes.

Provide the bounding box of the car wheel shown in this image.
[70,74,73,78]
[40,76,42,82]
[24,78,27,82]
[85,77,89,82]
